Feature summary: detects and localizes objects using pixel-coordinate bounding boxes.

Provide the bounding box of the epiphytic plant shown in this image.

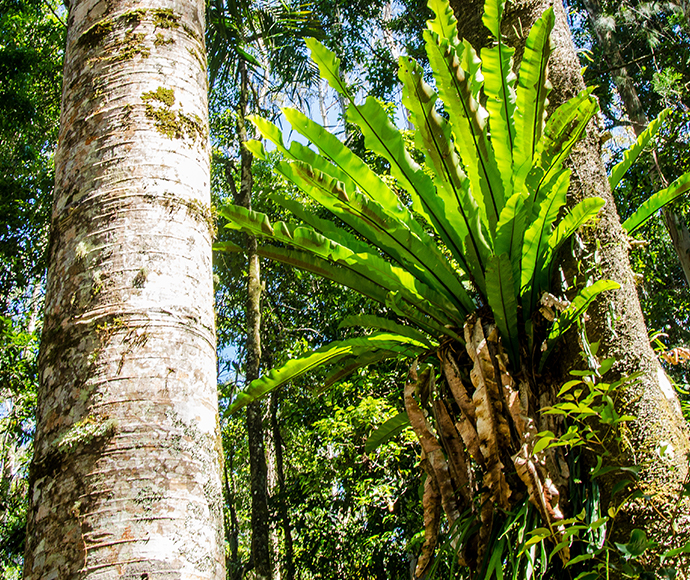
[217,0,621,573]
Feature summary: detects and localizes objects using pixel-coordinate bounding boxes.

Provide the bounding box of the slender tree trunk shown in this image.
[450,0,690,559]
[264,405,281,580]
[23,1,225,577]
[580,0,690,287]
[224,444,242,579]
[318,78,329,129]
[236,56,272,580]
[223,382,243,579]
[270,391,295,580]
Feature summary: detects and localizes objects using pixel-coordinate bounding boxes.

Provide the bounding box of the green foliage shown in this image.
[518,339,690,579]
[608,108,671,191]
[0,316,38,578]
[0,4,60,573]
[206,0,320,91]
[0,0,63,312]
[622,171,690,233]
[219,376,423,580]
[364,411,409,453]
[217,0,611,409]
[604,107,690,234]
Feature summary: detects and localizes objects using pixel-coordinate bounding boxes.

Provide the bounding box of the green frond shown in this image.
[305,37,349,97]
[522,88,598,201]
[609,108,672,191]
[226,333,429,414]
[521,169,571,317]
[486,252,520,365]
[339,315,438,348]
[482,43,517,199]
[513,7,554,172]
[481,0,506,39]
[365,412,411,453]
[540,280,620,369]
[398,55,491,288]
[424,27,504,230]
[622,171,690,233]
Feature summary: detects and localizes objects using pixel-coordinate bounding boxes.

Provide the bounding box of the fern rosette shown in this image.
[216,0,623,573]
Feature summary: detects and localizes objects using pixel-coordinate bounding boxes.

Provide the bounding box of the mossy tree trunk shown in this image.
[23,0,225,577]
[235,55,272,580]
[450,0,690,563]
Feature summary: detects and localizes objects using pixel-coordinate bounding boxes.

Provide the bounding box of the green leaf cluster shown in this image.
[217,0,615,413]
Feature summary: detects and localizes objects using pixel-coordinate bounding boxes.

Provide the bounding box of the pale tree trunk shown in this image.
[580,0,690,287]
[23,1,224,578]
[318,78,329,129]
[236,57,272,580]
[450,0,690,561]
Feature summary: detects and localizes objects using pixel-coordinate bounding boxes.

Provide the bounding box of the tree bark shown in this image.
[224,438,242,580]
[580,0,690,288]
[264,403,281,580]
[270,391,295,580]
[23,1,225,578]
[450,0,690,558]
[236,56,272,580]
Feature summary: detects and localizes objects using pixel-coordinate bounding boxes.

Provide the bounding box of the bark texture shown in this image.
[449,0,690,556]
[24,1,225,578]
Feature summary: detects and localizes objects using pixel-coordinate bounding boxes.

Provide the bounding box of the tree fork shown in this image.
[24,0,225,578]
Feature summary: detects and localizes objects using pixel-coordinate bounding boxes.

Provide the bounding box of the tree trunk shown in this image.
[580,0,690,287]
[264,404,281,580]
[318,78,330,129]
[270,391,295,580]
[236,56,272,580]
[23,1,225,578]
[224,436,243,580]
[450,0,690,561]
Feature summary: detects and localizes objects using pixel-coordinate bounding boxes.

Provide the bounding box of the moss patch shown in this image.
[79,19,113,48]
[179,111,206,140]
[153,8,179,29]
[114,30,150,61]
[122,8,147,25]
[53,415,117,455]
[144,106,206,143]
[144,105,181,139]
[142,86,175,107]
[154,32,174,47]
[95,316,125,344]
